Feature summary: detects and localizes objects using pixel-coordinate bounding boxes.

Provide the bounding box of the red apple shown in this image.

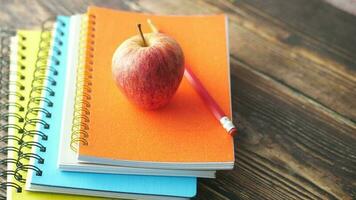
[112,24,184,109]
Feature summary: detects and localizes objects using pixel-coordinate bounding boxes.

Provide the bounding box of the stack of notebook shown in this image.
[0,6,235,200]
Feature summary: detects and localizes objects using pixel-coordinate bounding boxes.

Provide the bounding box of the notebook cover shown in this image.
[78,6,234,167]
[26,15,196,199]
[57,15,214,178]
[6,30,101,200]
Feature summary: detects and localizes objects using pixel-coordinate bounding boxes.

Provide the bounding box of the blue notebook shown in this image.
[25,15,196,200]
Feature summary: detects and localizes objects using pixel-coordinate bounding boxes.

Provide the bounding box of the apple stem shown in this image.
[137,24,147,47]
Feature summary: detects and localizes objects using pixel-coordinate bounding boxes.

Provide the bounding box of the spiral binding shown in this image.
[0,29,22,197]
[0,17,66,195]
[0,29,11,199]
[70,15,93,152]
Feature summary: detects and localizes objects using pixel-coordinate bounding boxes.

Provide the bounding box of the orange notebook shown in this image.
[76,6,234,169]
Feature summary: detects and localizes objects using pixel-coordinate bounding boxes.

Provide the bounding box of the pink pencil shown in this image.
[147,19,237,136]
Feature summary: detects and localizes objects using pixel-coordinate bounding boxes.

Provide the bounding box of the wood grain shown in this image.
[235,0,356,67]
[0,0,355,199]
[204,0,356,122]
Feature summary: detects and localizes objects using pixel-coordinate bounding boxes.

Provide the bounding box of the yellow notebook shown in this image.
[6,30,104,200]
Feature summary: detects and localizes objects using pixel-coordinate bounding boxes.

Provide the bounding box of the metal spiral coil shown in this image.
[17,151,44,165]
[21,129,48,141]
[0,102,24,112]
[0,170,23,183]
[0,17,65,194]
[15,17,65,186]
[70,15,93,152]
[0,158,22,167]
[0,135,22,144]
[16,18,61,179]
[0,28,17,199]
[0,30,27,195]
[19,141,46,152]
[1,124,24,135]
[0,182,21,193]
[1,113,24,123]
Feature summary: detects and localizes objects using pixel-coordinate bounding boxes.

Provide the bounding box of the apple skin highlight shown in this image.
[112,32,185,110]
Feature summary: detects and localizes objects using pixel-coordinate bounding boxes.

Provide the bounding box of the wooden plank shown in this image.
[195,183,230,200]
[233,0,356,69]
[324,0,356,16]
[195,56,356,200]
[225,58,356,199]
[203,0,356,122]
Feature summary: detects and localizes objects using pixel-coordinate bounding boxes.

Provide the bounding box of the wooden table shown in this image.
[1,0,355,199]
